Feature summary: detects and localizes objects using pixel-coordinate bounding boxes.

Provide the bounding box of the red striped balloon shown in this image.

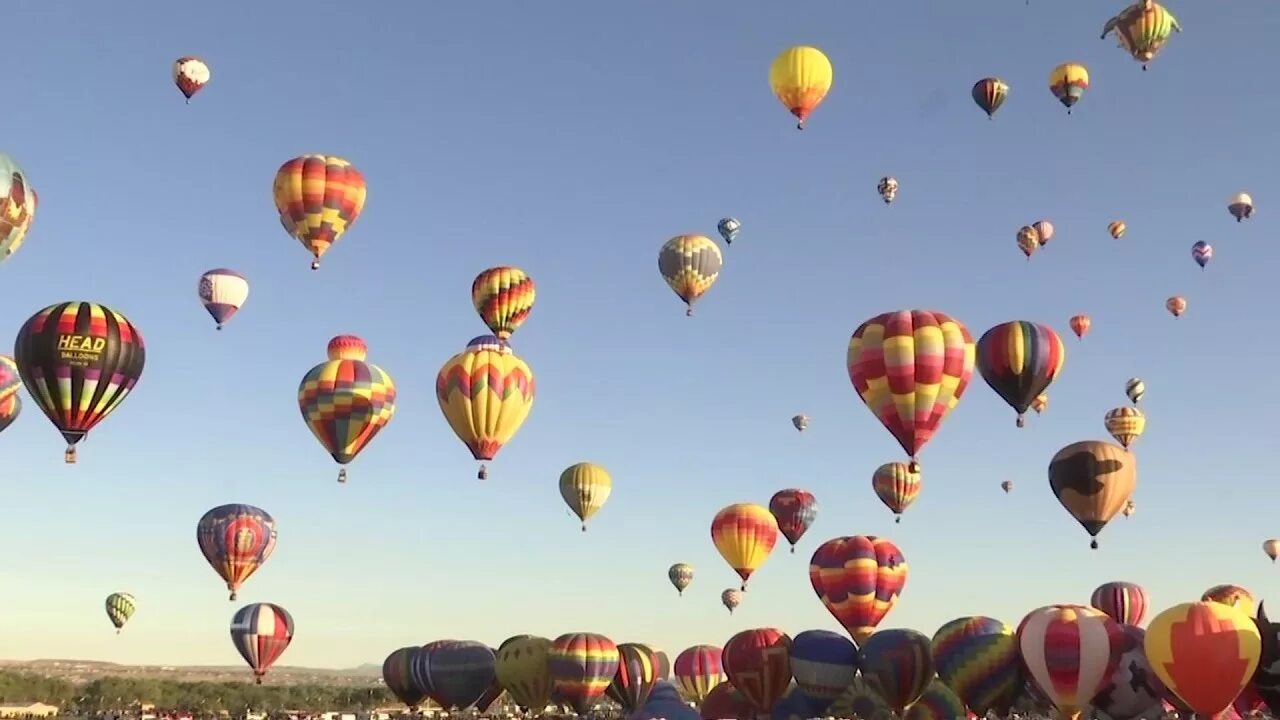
[673,645,724,703]
[1090,581,1149,626]
[722,628,793,714]
[1017,604,1124,720]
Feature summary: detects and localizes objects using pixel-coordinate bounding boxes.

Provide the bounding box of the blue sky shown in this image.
[0,1,1276,669]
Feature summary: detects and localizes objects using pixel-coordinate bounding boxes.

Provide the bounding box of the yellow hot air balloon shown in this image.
[496,635,554,712]
[1264,539,1280,563]
[436,335,535,480]
[1048,63,1089,114]
[710,503,779,590]
[1103,407,1145,449]
[658,234,722,317]
[1101,1,1182,70]
[272,155,367,270]
[559,462,612,531]
[768,46,833,130]
[1145,602,1260,718]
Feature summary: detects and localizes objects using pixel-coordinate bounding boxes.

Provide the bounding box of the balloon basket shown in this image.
[64,447,76,464]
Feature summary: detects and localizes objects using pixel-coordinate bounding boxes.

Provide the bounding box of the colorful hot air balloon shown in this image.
[298,335,397,483]
[384,647,428,710]
[673,645,724,704]
[904,680,968,720]
[668,563,694,596]
[1017,226,1040,259]
[859,629,934,714]
[1069,315,1091,340]
[768,489,817,553]
[976,321,1066,427]
[1018,605,1124,720]
[436,335,535,480]
[1090,625,1171,720]
[847,310,976,472]
[829,676,892,720]
[1001,480,1013,494]
[717,218,741,245]
[197,269,249,330]
[0,354,22,435]
[1125,378,1145,404]
[1191,241,1213,269]
[1202,585,1256,618]
[701,681,756,720]
[230,602,294,684]
[607,643,660,713]
[1104,407,1146,449]
[1166,296,1187,318]
[789,630,858,713]
[721,589,742,614]
[723,628,793,715]
[0,392,19,435]
[1108,221,1127,239]
[810,535,907,644]
[196,504,278,601]
[658,234,722,317]
[1229,192,1255,222]
[14,302,146,463]
[971,77,1009,119]
[1145,602,1261,717]
[104,592,136,634]
[1090,581,1150,625]
[1264,540,1280,563]
[559,462,612,531]
[878,177,899,205]
[472,266,536,340]
[549,633,620,715]
[791,414,809,432]
[495,635,553,712]
[272,155,367,270]
[931,616,1022,715]
[1032,394,1048,414]
[872,462,921,523]
[1033,220,1055,247]
[428,641,498,710]
[1049,63,1090,114]
[1123,500,1136,517]
[172,56,210,102]
[711,503,779,589]
[1101,2,1182,70]
[768,46,833,130]
[1048,441,1137,549]
[0,153,36,264]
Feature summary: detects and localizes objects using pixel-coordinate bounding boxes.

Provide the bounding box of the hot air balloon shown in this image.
[0,153,36,264]
[172,57,210,102]
[1049,63,1090,114]
[1123,500,1136,517]
[658,234,722,317]
[1017,226,1040,259]
[549,633,619,715]
[810,536,907,644]
[1145,602,1260,717]
[971,78,1009,119]
[1048,441,1137,549]
[700,680,756,720]
[1032,394,1048,414]
[272,155,367,270]
[436,335,535,480]
[1032,219,1055,247]
[791,414,809,432]
[196,269,249,330]
[384,647,428,710]
[230,602,294,684]
[472,266,536,340]
[559,462,612,531]
[428,641,498,710]
[904,680,968,720]
[1069,315,1091,340]
[0,354,22,435]
[1253,603,1280,715]
[673,646,724,704]
[298,335,397,483]
[0,392,19,435]
[859,629,934,715]
[789,630,857,714]
[711,503,779,588]
[637,682,697,720]
[1090,581,1149,625]
[1125,378,1145,404]
[1090,625,1171,720]
[1265,540,1280,563]
[1191,241,1213,269]
[196,504,278,601]
[931,616,1022,715]
[976,321,1066,427]
[104,592,136,634]
[650,649,671,683]
[768,489,817,553]
[668,563,694,596]
[495,635,553,712]
[723,628,793,715]
[768,46,833,130]
[721,589,742,614]
[1229,192,1255,222]
[1001,480,1013,494]
[716,218,741,245]
[1018,605,1124,720]
[1104,407,1145,449]
[1101,2,1182,70]
[829,676,893,720]
[607,644,661,713]
[1108,221,1126,239]
[14,302,146,463]
[1166,296,1186,317]
[878,177,899,205]
[1202,584,1256,618]
[847,310,976,472]
[872,462,921,523]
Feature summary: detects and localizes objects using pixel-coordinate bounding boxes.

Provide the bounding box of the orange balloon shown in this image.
[1069,315,1091,339]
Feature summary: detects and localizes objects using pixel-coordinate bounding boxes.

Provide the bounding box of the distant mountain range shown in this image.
[0,659,383,685]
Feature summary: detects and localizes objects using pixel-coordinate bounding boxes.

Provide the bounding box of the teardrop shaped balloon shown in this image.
[1191,241,1213,269]
[717,217,741,245]
[197,268,249,330]
[768,46,833,130]
[809,535,907,644]
[976,321,1066,428]
[859,629,934,714]
[1166,296,1187,317]
[229,602,294,684]
[721,588,742,614]
[789,629,858,712]
[673,645,724,703]
[1229,192,1255,222]
[1125,378,1145,404]
[172,56,210,102]
[1047,440,1137,549]
[298,335,397,483]
[1264,539,1280,563]
[971,77,1008,118]
[548,633,619,715]
[791,413,809,432]
[104,592,136,634]
[667,563,694,596]
[1032,393,1048,414]
[1109,220,1127,239]
[658,234,722,317]
[383,647,428,710]
[1103,406,1145,449]
[559,462,612,531]
[872,462,921,523]
[436,335,535,480]
[472,266,536,340]
[722,628,793,714]
[767,489,817,553]
[606,643,661,713]
[710,503,779,589]
[877,177,899,205]
[1017,605,1124,720]
[1032,220,1055,246]
[931,616,1021,715]
[196,503,278,601]
[272,155,367,270]
[1069,314,1090,340]
[1048,62,1090,113]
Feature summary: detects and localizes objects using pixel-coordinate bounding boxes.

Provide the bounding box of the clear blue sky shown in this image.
[1,1,1276,669]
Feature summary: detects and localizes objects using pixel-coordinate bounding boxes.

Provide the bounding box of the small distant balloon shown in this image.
[791,414,809,432]
[1017,226,1040,259]
[878,177,899,205]
[1104,407,1146,449]
[173,57,210,103]
[1048,62,1089,114]
[1069,314,1091,340]
[1108,221,1126,239]
[1264,540,1279,563]
[1191,242,1213,269]
[1125,378,1145,404]
[717,218,741,245]
[198,268,249,330]
[1228,192,1254,222]
[668,563,694,596]
[1001,480,1013,494]
[971,77,1009,119]
[1166,296,1187,318]
[1031,394,1048,414]
[721,589,742,614]
[1032,220,1055,246]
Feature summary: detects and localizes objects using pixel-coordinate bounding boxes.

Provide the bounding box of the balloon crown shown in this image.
[327,335,367,361]
[466,335,511,354]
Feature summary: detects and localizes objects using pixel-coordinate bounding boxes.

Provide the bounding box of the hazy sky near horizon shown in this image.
[1,1,1278,671]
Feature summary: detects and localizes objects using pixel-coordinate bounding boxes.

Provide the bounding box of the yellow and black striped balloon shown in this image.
[658,234,722,316]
